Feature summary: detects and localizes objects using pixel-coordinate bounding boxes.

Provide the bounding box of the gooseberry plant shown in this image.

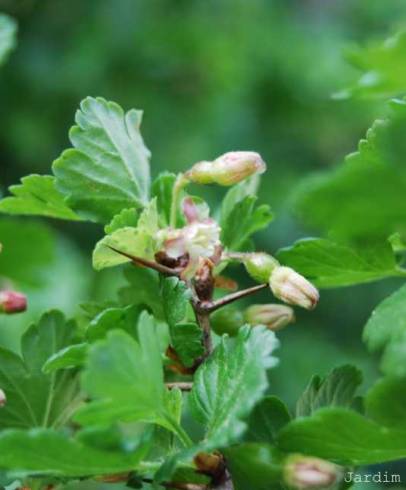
[1,21,406,490]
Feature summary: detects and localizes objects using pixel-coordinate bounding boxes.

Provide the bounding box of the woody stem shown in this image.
[204,283,268,313]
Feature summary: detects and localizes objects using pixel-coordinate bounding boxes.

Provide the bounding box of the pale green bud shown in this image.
[284,455,342,489]
[245,304,295,331]
[244,253,279,283]
[185,151,266,186]
[269,266,319,310]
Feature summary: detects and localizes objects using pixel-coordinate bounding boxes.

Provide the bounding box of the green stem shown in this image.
[164,414,193,448]
[170,173,188,228]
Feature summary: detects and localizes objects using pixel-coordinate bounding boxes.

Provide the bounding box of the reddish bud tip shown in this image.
[0,290,27,314]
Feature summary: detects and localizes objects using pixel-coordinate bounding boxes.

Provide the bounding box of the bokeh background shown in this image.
[0,2,406,485]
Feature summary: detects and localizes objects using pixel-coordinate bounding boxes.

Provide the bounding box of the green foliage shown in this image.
[0,175,81,221]
[296,365,363,417]
[0,428,151,477]
[42,343,88,373]
[366,377,406,430]
[151,172,177,227]
[53,97,151,223]
[104,208,139,234]
[337,30,406,99]
[0,310,79,429]
[277,238,404,288]
[278,407,406,465]
[0,13,16,66]
[293,100,406,243]
[190,326,279,450]
[92,199,159,270]
[363,283,406,376]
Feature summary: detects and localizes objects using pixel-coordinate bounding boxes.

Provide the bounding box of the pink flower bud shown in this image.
[269,267,319,310]
[244,253,279,283]
[0,389,6,407]
[0,290,27,314]
[186,151,266,186]
[245,304,295,331]
[284,455,342,489]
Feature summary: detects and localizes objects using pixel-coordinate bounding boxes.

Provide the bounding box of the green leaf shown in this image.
[366,377,406,430]
[224,443,283,490]
[189,326,279,449]
[363,283,406,377]
[293,100,406,242]
[151,172,177,226]
[221,195,273,251]
[42,343,88,374]
[171,323,204,368]
[161,277,191,327]
[92,198,159,270]
[0,218,55,287]
[244,396,291,444]
[86,304,140,341]
[53,97,151,223]
[0,14,17,66]
[119,266,164,320]
[220,175,260,225]
[0,428,151,477]
[278,407,406,465]
[296,365,363,417]
[336,30,406,99]
[277,238,402,288]
[74,313,190,445]
[0,175,81,221]
[104,208,139,234]
[0,310,79,429]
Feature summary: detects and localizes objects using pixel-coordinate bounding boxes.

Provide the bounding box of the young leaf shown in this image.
[189,326,279,450]
[363,283,406,377]
[170,322,204,368]
[278,407,406,465]
[244,396,291,444]
[86,304,140,341]
[53,97,151,223]
[293,101,406,242]
[0,310,79,429]
[42,343,88,374]
[296,365,363,417]
[0,175,81,221]
[74,313,189,445]
[224,443,284,490]
[220,175,260,225]
[277,238,403,288]
[104,208,139,234]
[152,172,177,226]
[336,29,406,99]
[0,14,17,66]
[221,195,273,251]
[119,266,164,320]
[0,428,151,477]
[92,198,159,270]
[366,377,406,430]
[161,277,191,327]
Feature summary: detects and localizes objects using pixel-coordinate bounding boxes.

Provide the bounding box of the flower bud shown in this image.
[245,304,295,331]
[211,306,245,336]
[0,290,27,314]
[284,455,342,489]
[244,253,279,283]
[186,151,266,186]
[0,389,6,407]
[270,266,319,310]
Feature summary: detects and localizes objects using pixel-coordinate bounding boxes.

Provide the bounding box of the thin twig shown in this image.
[203,283,268,313]
[166,382,193,391]
[107,246,181,276]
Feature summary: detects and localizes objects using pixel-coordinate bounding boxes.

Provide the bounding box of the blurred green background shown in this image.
[0,0,406,428]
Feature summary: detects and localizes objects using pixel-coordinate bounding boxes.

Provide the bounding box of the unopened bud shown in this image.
[0,290,27,314]
[284,455,342,489]
[0,389,6,407]
[244,253,279,283]
[211,306,245,336]
[186,151,266,186]
[245,304,295,331]
[270,266,319,310]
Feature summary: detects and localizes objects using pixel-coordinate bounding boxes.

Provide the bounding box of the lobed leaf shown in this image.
[53,97,151,223]
[277,238,403,288]
[366,377,406,431]
[0,175,81,221]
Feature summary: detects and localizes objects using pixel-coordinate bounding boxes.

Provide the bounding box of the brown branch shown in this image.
[195,310,213,356]
[203,283,268,313]
[166,382,193,391]
[107,246,181,276]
